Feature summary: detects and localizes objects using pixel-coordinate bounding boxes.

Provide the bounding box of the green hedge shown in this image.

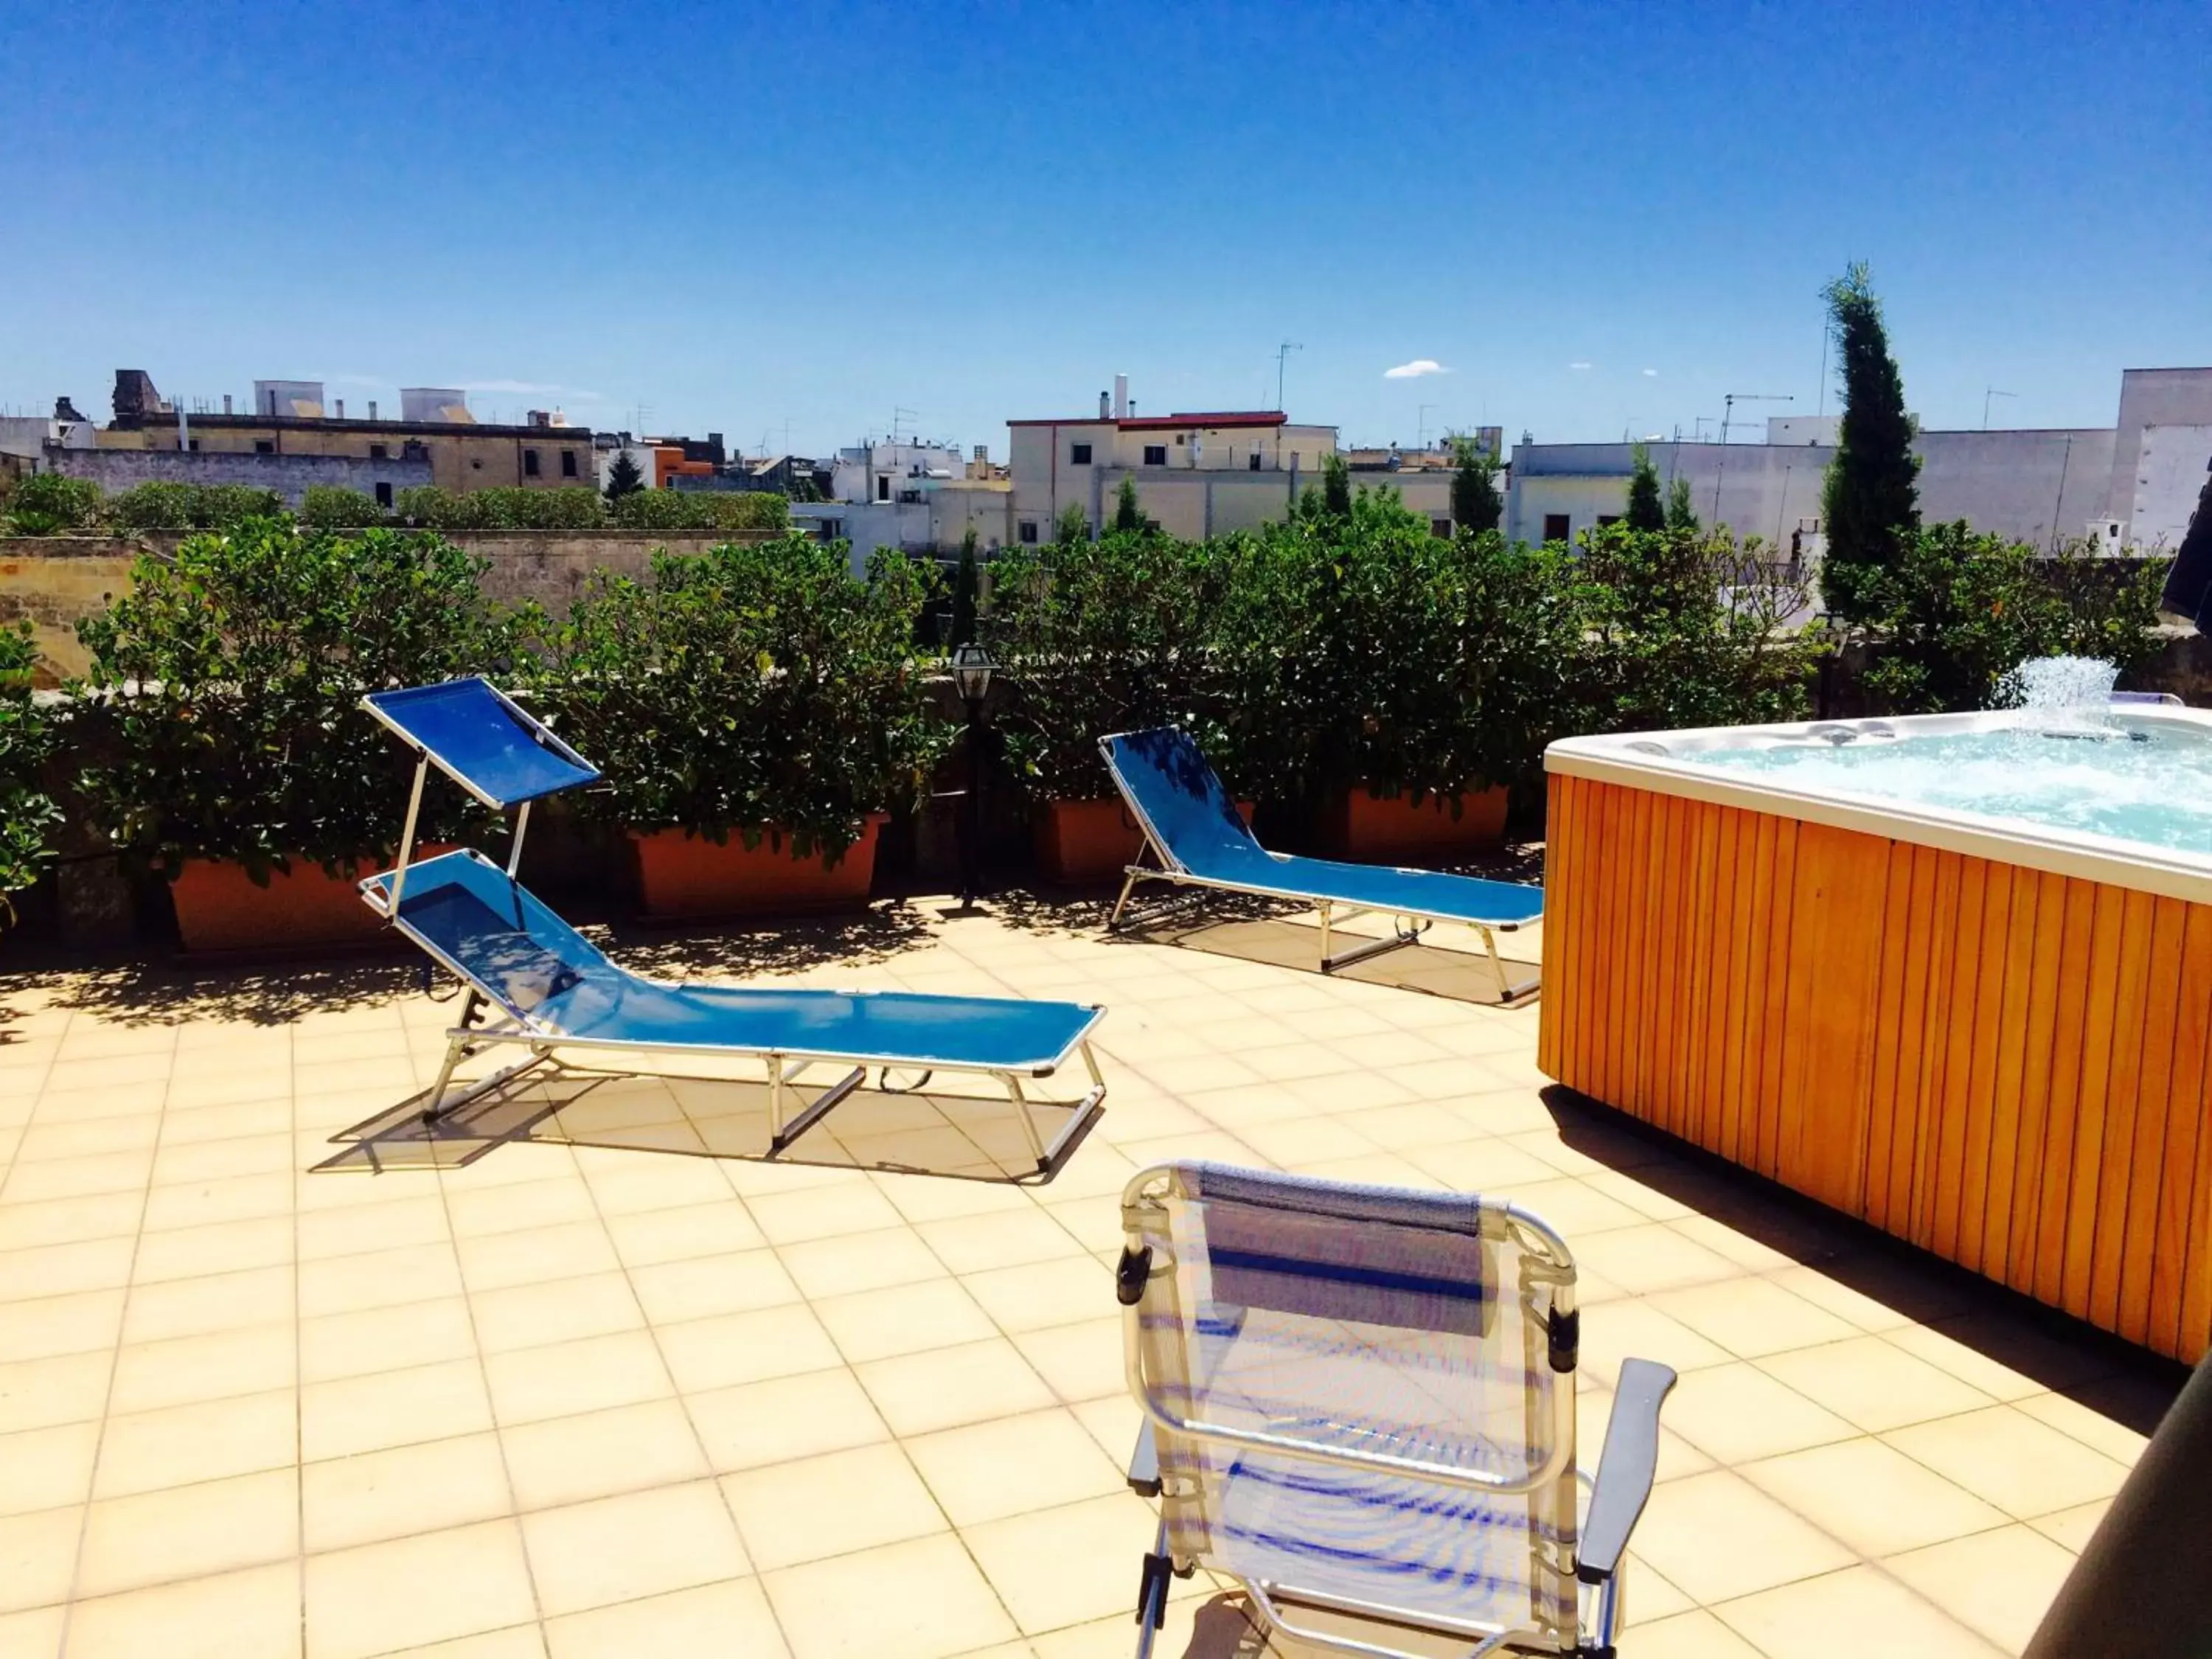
[0,621,59,925]
[3,473,103,535]
[394,485,608,530]
[608,490,790,532]
[108,481,285,532]
[299,486,388,528]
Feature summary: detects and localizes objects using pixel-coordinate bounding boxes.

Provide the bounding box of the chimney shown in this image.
[221,394,232,415]
[1113,374,1129,420]
[368,400,378,421]
[335,398,344,419]
[1099,391,1110,419]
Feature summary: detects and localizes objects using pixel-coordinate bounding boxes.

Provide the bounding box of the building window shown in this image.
[369,443,388,460]
[1143,445,1167,466]
[560,451,579,478]
[1018,521,1039,544]
[1431,518,1453,538]
[187,439,200,452]
[374,482,393,509]
[1248,452,1262,471]
[1543,513,1571,543]
[254,440,274,454]
[1596,514,1620,528]
[524,449,540,478]
[877,476,890,501]
[1070,442,1092,465]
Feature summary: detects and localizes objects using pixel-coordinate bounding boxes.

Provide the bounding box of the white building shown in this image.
[1006,375,1340,544]
[793,437,1013,569]
[1506,367,2212,556]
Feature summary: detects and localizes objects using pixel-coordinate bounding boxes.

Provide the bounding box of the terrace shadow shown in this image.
[1540,1083,2188,1436]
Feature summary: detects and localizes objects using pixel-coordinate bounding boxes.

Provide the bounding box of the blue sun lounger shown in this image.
[359,678,1106,1169]
[1101,727,1543,1004]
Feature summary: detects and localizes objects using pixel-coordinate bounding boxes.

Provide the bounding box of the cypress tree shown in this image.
[602,450,644,503]
[1664,474,1700,532]
[1450,437,1502,534]
[1820,262,1920,621]
[1624,443,1664,531]
[1113,476,1145,534]
[1321,453,1353,518]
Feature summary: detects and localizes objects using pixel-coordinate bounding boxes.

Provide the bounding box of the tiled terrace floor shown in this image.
[0,896,2180,1658]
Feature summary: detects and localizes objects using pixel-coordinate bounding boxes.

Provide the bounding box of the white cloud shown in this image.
[1641,367,1659,377]
[1383,358,1449,380]
[1569,361,1593,371]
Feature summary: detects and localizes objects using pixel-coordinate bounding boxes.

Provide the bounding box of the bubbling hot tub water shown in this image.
[1689,656,2212,854]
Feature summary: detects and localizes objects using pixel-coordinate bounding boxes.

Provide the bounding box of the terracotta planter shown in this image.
[1329,785,1509,864]
[631,816,884,919]
[1034,796,1256,885]
[170,857,385,954]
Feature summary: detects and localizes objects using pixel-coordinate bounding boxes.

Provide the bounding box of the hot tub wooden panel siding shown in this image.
[1539,771,2212,1365]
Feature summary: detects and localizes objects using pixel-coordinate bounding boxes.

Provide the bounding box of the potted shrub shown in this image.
[74,521,511,953]
[529,534,940,918]
[0,621,60,931]
[988,524,1248,883]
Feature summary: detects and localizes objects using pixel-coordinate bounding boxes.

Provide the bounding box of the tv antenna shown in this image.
[1719,392,1791,445]
[1417,403,1438,449]
[891,407,918,443]
[1274,342,1302,412]
[1983,388,2016,430]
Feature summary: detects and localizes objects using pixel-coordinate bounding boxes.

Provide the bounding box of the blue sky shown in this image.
[2,1,2205,459]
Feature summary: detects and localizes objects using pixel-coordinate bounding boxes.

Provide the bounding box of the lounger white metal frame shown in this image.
[1101,735,1541,1006]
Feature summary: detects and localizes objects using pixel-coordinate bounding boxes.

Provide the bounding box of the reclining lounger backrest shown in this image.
[1101,728,1266,880]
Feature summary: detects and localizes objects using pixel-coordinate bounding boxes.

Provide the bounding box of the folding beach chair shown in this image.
[1116,1162,1674,1658]
[1101,728,1544,1004]
[359,678,1107,1171]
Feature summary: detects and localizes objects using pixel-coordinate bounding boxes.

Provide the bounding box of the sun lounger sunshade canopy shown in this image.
[364,678,600,809]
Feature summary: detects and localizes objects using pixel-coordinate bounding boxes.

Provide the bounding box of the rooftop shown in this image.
[0,895,2170,1657]
[1007,411,1299,432]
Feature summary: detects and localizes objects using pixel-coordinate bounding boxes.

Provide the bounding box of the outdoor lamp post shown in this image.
[950,643,995,908]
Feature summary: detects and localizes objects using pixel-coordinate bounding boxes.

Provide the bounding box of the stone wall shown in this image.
[0,529,781,684]
[46,447,432,508]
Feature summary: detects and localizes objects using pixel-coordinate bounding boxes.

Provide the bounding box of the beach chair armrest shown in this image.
[1577,1357,1676,1585]
[1127,1421,1162,1498]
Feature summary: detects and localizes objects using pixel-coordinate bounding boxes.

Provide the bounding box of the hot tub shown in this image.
[1540,707,2212,1363]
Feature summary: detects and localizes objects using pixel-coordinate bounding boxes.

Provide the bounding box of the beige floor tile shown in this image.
[1633,1471,1855,1605]
[959,1257,1113,1335]
[1739,1438,2008,1557]
[720,1441,948,1570]
[302,1430,514,1553]
[1624,1608,1767,1658]
[1756,1335,2000,1434]
[483,1330,674,1427]
[1646,1277,1860,1360]
[687,1368,891,1472]
[299,1295,479,1385]
[0,1348,114,1437]
[470,1270,645,1355]
[916,1208,1089,1274]
[815,1278,998,1364]
[76,1467,299,1596]
[776,1225,945,1299]
[1011,1318,1127,1404]
[1886,1525,2077,1653]
[121,1263,294,1343]
[93,1388,297,1498]
[1884,1405,2130,1520]
[906,1408,1124,1526]
[963,1491,1159,1635]
[762,1531,1018,1659]
[2028,1497,2108,1553]
[0,1287,125,1364]
[857,1338,1055,1436]
[0,1420,99,1519]
[0,1606,66,1659]
[0,1503,83,1614]
[65,1560,300,1659]
[1714,1564,2001,1658]
[628,1248,802,1324]
[2010,1385,2155,1464]
[0,1237,137,1301]
[521,1479,751,1618]
[12,1114,162,1163]
[106,1321,298,1415]
[150,1130,293,1186]
[1568,1224,1742,1296]
[655,1301,844,1394]
[745,1181,905,1246]
[874,1172,1037,1225]
[1660,1361,1858,1465]
[389,1628,546,1659]
[597,1197,765,1267]
[306,1518,540,1659]
[297,1239,465,1318]
[0,1192,143,1252]
[449,1218,623,1293]
[302,1357,495,1462]
[503,1397,709,1511]
[141,1171,295,1234]
[545,1578,790,1659]
[130,1214,295,1286]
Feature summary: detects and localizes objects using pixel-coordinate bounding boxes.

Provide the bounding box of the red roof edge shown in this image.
[1007,411,1291,430]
